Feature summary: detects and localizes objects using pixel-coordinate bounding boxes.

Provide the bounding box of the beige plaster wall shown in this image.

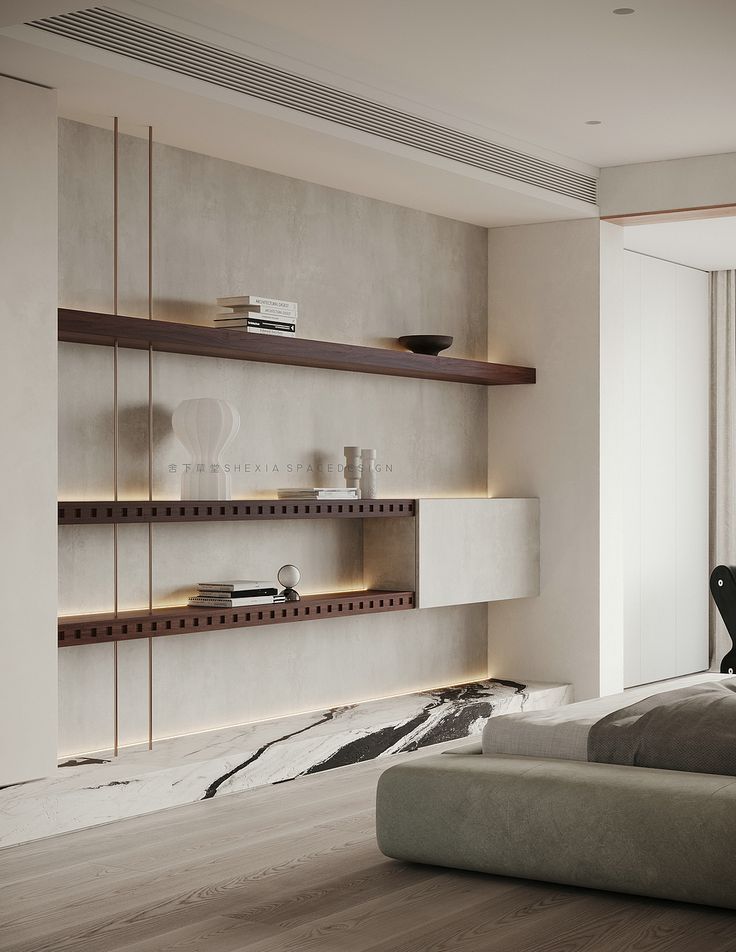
[487,219,604,701]
[58,120,489,755]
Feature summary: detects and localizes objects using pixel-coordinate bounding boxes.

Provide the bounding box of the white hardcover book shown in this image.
[222,304,298,319]
[197,580,274,591]
[278,488,360,498]
[297,488,359,495]
[283,494,359,500]
[217,296,297,313]
[247,327,296,337]
[213,326,296,336]
[214,315,296,331]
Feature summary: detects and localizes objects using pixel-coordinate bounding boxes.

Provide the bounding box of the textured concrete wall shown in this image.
[58,119,489,755]
[0,78,58,784]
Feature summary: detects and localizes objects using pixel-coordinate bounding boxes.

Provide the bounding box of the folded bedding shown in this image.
[587,678,736,775]
[482,673,734,774]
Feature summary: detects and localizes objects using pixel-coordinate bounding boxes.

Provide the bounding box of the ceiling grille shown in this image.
[29,6,597,204]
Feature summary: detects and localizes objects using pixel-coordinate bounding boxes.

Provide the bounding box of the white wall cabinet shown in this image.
[416,498,539,609]
[622,252,709,686]
[363,497,540,611]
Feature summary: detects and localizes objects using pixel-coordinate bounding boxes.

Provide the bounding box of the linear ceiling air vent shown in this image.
[29,7,597,204]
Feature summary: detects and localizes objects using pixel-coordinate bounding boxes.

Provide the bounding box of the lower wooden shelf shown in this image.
[58,590,415,647]
[58,498,415,524]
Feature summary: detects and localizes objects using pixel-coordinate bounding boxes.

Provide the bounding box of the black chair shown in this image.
[710,565,736,674]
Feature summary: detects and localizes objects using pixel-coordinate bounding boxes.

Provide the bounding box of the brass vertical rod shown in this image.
[113,344,119,502]
[114,641,119,758]
[147,604,153,751]
[148,125,153,322]
[113,341,119,617]
[113,116,120,758]
[113,339,119,757]
[113,116,119,318]
[147,125,154,751]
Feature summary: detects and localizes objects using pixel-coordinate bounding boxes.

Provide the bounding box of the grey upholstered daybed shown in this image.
[376,674,736,910]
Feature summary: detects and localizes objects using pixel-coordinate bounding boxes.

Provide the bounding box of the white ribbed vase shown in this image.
[172,398,240,500]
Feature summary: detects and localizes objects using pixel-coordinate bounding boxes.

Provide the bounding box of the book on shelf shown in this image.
[216,327,296,337]
[217,296,298,315]
[248,327,295,337]
[214,316,297,333]
[220,303,298,319]
[197,580,274,592]
[215,314,296,328]
[188,594,286,608]
[277,488,360,500]
[197,586,278,598]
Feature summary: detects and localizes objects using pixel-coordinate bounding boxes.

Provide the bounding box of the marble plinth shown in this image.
[0,678,571,848]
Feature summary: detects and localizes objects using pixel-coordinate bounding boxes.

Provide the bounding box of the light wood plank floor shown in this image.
[1,749,735,952]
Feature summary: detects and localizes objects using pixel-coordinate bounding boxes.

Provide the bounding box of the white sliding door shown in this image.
[623,252,709,686]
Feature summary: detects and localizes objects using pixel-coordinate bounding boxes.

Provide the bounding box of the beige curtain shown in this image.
[710,270,736,668]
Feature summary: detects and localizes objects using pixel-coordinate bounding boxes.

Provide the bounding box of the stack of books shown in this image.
[277,487,360,500]
[215,296,298,337]
[187,580,285,608]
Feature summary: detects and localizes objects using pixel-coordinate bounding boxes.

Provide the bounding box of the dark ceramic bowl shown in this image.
[397,334,454,357]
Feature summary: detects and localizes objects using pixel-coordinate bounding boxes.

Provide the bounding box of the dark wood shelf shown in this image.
[58,498,415,525]
[58,309,536,386]
[58,590,415,647]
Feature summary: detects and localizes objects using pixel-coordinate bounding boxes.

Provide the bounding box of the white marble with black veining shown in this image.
[0,678,571,847]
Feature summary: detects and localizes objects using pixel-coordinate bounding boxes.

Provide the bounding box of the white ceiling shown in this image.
[134,0,736,168]
[0,28,592,228]
[624,217,736,272]
[3,0,736,226]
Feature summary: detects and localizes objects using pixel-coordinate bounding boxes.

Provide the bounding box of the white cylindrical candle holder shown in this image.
[360,448,377,499]
[344,445,362,493]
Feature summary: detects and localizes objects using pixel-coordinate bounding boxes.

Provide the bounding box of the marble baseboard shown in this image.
[0,678,571,848]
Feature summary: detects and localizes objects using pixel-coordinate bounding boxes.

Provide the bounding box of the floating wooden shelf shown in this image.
[58,590,415,646]
[58,309,536,387]
[58,498,415,525]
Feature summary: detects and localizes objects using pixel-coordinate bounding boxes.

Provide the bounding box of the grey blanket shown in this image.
[588,678,736,776]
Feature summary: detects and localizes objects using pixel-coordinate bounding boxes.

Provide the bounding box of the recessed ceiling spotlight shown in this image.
[613,7,635,13]
[585,120,602,125]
